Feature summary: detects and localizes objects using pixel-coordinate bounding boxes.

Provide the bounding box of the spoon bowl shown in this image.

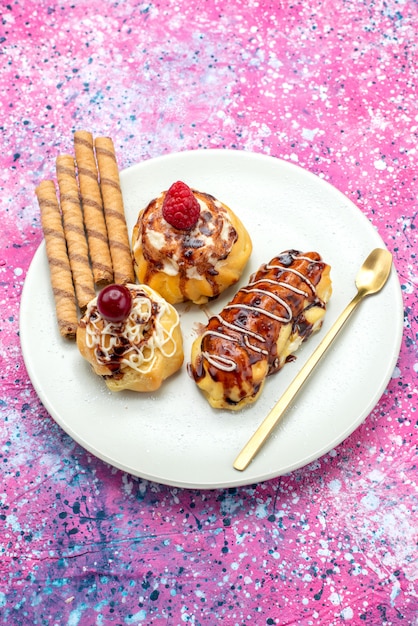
[355,248,393,296]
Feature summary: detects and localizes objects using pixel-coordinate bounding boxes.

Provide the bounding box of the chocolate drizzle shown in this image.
[190,250,330,408]
[135,190,238,301]
[84,299,158,374]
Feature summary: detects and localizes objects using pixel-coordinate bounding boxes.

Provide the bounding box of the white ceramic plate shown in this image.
[20,150,403,489]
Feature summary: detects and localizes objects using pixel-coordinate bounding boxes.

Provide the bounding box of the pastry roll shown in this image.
[74,130,113,286]
[77,284,184,392]
[95,136,135,285]
[132,187,252,305]
[190,250,332,410]
[56,154,96,311]
[35,179,78,339]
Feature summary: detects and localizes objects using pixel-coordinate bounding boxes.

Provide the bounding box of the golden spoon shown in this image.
[233,247,393,472]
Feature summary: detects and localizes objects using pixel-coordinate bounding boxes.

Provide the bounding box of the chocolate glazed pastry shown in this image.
[189,250,332,410]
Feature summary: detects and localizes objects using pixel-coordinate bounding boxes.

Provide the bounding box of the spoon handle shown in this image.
[233,291,363,471]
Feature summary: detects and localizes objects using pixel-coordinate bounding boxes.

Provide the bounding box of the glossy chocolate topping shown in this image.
[133,190,238,300]
[190,250,328,406]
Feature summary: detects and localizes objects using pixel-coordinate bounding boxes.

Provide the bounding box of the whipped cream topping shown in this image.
[133,190,238,281]
[82,285,180,374]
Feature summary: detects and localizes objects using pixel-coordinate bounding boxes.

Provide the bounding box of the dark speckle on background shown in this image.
[1,0,417,624]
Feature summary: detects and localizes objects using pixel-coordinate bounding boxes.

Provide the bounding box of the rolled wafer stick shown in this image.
[74,130,113,286]
[56,154,96,310]
[35,180,78,339]
[95,136,135,284]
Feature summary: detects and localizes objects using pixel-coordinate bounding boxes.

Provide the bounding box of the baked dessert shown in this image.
[132,181,252,305]
[189,250,332,410]
[77,283,184,392]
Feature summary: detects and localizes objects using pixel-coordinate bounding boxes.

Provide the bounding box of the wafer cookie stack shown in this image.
[36,131,135,339]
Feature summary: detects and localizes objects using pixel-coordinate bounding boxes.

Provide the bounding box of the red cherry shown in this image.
[97,284,132,323]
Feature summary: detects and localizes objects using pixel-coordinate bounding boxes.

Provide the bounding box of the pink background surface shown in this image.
[1,0,417,624]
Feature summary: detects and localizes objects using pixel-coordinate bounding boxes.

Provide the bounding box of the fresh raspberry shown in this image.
[162,181,200,230]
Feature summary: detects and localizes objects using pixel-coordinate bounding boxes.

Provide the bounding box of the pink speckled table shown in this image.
[1,1,417,624]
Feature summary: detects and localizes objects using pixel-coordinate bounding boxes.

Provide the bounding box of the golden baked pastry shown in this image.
[77,283,183,392]
[132,182,252,305]
[189,250,332,410]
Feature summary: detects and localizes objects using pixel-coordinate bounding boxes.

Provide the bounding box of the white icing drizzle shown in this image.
[213,313,265,343]
[201,352,236,372]
[264,263,316,292]
[84,286,180,374]
[240,287,293,320]
[246,278,308,297]
[244,335,269,355]
[200,252,323,372]
[200,328,239,343]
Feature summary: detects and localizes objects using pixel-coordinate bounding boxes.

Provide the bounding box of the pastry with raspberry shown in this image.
[132,181,252,305]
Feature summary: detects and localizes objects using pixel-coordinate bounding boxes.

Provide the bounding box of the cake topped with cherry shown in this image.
[77,283,184,392]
